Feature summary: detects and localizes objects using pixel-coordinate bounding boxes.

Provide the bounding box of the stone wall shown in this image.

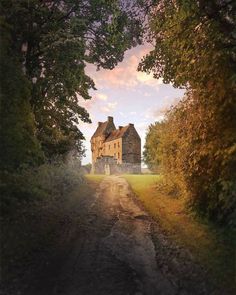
[92,156,141,175]
[122,125,141,164]
[92,156,117,174]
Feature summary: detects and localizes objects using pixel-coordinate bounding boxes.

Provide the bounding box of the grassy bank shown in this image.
[123,174,236,293]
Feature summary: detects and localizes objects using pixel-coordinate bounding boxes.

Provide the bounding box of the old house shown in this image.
[91,116,141,174]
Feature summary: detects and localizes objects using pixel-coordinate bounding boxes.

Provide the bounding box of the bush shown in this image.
[144,91,236,226]
[0,160,85,294]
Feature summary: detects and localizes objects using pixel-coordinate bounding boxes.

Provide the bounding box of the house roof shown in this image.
[91,121,109,138]
[105,125,130,142]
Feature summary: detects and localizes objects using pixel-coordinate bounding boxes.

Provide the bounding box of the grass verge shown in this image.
[123,174,236,293]
[85,174,105,186]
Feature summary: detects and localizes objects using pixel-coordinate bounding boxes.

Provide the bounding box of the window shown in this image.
[118,152,120,159]
[114,143,116,148]
[118,142,120,148]
[109,145,110,150]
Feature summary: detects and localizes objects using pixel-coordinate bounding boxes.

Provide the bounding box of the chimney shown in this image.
[129,123,134,127]
[108,116,113,122]
[119,126,123,130]
[98,122,102,126]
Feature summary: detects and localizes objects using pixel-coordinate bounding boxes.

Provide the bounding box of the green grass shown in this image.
[123,174,236,293]
[85,174,105,186]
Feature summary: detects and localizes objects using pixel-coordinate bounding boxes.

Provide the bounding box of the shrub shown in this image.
[0,160,85,294]
[144,91,236,226]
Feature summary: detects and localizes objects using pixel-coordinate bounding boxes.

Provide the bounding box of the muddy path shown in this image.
[28,176,217,295]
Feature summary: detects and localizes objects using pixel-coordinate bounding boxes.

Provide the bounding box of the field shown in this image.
[123,174,236,293]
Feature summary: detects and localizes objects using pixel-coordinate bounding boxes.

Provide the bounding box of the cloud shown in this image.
[144,96,181,121]
[96,93,108,101]
[86,45,161,90]
[136,72,163,88]
[78,113,96,130]
[119,111,127,117]
[100,102,118,113]
[78,92,108,111]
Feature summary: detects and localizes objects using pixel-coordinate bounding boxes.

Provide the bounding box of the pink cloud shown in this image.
[86,44,161,90]
[100,102,118,113]
[78,92,108,111]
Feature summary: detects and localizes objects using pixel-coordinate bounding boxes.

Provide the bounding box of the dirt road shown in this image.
[30,176,215,295]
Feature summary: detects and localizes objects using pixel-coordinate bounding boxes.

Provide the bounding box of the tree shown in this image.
[139,0,236,89]
[1,0,145,166]
[0,18,43,170]
[141,0,236,224]
[143,122,163,172]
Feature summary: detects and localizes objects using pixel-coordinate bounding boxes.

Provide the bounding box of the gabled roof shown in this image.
[91,121,109,138]
[105,125,130,142]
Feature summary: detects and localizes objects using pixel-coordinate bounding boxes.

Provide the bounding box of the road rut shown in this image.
[29,176,216,295]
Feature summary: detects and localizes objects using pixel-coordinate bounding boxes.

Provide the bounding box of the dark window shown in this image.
[118,152,120,159]
[114,143,116,148]
[118,142,120,148]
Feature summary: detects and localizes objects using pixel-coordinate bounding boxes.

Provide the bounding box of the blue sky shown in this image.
[80,45,185,164]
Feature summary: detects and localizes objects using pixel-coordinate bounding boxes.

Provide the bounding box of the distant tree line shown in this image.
[142,0,236,225]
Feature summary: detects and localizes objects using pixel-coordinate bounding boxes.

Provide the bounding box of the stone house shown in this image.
[91,116,141,174]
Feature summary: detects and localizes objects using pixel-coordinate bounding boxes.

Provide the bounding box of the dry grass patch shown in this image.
[123,174,236,293]
[85,174,105,187]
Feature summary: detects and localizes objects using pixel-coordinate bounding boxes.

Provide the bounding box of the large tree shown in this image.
[1,0,145,164]
[140,0,236,89]
[141,0,236,224]
[0,21,43,170]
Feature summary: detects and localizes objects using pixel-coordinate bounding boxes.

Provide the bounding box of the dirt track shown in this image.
[29,176,217,295]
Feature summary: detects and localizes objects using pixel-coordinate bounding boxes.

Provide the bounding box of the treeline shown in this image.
[142,1,236,225]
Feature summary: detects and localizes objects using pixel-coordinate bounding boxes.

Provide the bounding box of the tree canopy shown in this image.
[142,0,236,225]
[140,0,236,90]
[0,0,145,168]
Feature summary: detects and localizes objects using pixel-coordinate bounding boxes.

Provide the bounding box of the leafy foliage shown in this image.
[0,161,88,294]
[1,0,145,167]
[140,0,236,89]
[142,0,236,224]
[144,91,236,224]
[0,20,43,170]
[143,122,163,173]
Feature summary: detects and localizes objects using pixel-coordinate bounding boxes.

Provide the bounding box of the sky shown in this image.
[79,45,185,165]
